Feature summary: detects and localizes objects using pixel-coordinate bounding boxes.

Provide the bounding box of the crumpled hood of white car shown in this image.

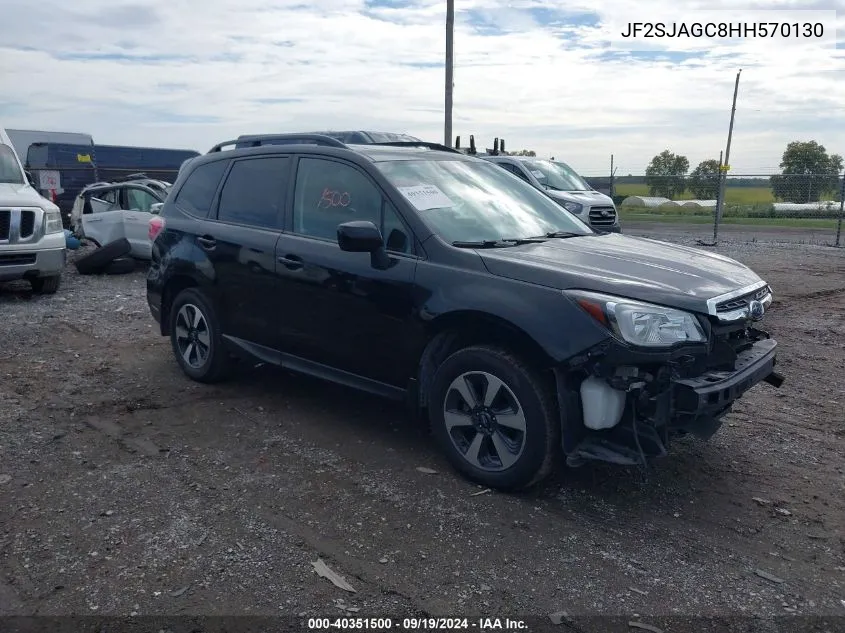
[0,182,58,211]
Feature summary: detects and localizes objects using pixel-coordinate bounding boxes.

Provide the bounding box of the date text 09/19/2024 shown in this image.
[307,617,528,630]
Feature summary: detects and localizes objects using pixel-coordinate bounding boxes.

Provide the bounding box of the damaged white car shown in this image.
[70,174,170,260]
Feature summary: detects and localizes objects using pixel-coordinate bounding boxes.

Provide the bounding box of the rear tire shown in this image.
[30,275,61,294]
[428,345,559,491]
[168,288,230,383]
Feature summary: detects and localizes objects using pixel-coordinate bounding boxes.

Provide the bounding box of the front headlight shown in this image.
[44,209,63,234]
[559,200,583,214]
[567,290,706,347]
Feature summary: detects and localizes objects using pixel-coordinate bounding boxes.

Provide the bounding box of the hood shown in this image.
[545,189,612,204]
[477,233,764,315]
[0,182,57,211]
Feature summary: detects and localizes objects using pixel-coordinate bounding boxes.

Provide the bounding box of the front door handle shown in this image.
[277,254,303,270]
[197,235,216,251]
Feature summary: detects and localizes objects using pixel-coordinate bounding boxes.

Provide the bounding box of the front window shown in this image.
[376,159,592,244]
[522,160,591,192]
[0,144,25,184]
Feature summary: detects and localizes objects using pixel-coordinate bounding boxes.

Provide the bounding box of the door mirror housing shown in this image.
[337,220,393,270]
[25,170,36,187]
[337,220,383,252]
[150,202,164,215]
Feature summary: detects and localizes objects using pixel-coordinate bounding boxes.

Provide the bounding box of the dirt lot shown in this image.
[1,229,844,629]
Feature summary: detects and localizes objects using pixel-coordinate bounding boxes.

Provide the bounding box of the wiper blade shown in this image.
[539,231,584,238]
[452,237,546,248]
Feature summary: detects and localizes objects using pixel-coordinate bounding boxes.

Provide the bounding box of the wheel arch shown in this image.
[159,274,201,335]
[417,310,556,410]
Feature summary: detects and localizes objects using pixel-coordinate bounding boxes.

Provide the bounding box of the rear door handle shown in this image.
[277,254,303,270]
[197,235,216,250]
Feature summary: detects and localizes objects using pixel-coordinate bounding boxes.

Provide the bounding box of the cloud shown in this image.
[1,0,843,175]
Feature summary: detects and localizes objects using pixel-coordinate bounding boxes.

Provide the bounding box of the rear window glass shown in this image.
[174,160,228,216]
[0,144,24,184]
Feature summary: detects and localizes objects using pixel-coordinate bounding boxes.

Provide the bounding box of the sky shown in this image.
[1,0,843,176]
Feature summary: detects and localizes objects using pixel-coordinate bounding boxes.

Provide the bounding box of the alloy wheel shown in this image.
[442,371,527,471]
[174,303,211,369]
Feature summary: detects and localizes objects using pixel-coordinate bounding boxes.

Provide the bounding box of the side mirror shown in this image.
[150,202,164,215]
[337,220,392,270]
[25,171,36,187]
[337,220,383,252]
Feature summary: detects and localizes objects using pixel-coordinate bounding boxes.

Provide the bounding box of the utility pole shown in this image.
[714,68,741,244]
[445,0,454,147]
[610,154,616,198]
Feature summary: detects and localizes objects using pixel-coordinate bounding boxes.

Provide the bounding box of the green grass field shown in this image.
[618,209,839,229]
[614,182,842,226]
[614,183,775,204]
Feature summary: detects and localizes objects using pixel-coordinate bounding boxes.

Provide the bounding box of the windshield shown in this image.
[0,144,25,184]
[522,159,591,192]
[376,159,593,243]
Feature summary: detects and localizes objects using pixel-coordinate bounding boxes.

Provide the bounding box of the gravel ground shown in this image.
[623,220,843,247]
[1,231,844,630]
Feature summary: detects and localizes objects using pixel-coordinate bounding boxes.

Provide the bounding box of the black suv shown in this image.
[146,134,784,490]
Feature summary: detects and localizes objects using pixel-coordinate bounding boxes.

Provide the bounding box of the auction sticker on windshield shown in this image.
[397,184,454,211]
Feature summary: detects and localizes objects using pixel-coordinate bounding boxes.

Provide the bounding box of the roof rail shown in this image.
[367,141,463,154]
[113,172,150,182]
[207,133,347,153]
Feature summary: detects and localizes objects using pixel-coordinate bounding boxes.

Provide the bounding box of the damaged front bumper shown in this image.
[554,333,784,467]
[673,338,780,423]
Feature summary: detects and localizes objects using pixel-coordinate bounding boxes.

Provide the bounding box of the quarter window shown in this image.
[174,159,228,217]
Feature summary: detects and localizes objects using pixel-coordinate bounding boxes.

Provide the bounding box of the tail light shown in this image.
[149,216,165,241]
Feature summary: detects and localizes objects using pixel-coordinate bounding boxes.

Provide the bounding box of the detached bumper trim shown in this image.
[673,338,778,415]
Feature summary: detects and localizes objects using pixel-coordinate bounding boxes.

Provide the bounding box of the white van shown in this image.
[0,127,66,293]
[481,154,622,233]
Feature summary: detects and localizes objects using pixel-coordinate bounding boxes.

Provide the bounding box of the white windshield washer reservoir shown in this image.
[580,376,626,430]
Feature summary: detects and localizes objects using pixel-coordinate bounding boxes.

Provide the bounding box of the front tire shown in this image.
[428,345,560,491]
[30,275,61,294]
[169,288,230,383]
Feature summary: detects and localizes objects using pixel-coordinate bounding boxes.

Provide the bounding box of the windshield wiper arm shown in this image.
[536,231,584,239]
[452,237,547,248]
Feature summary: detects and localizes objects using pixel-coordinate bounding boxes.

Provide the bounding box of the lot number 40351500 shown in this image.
[305,617,528,630]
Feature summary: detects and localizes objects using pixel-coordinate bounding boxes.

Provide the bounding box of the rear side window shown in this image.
[215,157,289,229]
[174,160,228,216]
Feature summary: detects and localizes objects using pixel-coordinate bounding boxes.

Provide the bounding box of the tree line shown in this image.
[642,141,843,202]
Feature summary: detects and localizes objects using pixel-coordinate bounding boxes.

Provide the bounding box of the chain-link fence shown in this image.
[587,172,845,247]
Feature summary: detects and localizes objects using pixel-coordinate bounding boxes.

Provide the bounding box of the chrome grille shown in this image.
[715,285,771,314]
[0,210,9,240]
[20,211,35,238]
[0,208,42,243]
[588,206,616,227]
